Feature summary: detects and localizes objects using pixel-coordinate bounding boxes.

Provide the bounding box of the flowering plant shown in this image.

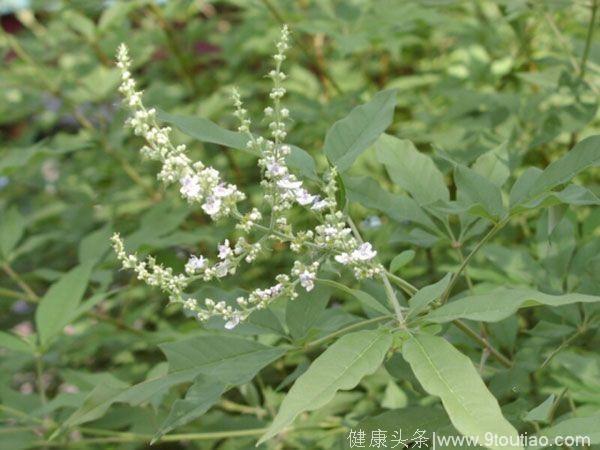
[2,3,599,449]
[104,25,600,447]
[112,26,401,331]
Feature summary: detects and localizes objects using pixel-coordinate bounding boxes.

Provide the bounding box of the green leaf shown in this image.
[454,165,505,221]
[286,285,332,340]
[512,183,600,213]
[390,250,416,273]
[402,334,521,450]
[158,110,248,149]
[343,175,439,233]
[35,263,94,346]
[528,414,600,449]
[376,134,449,206]
[258,329,392,444]
[324,89,397,172]
[524,395,555,423]
[78,224,112,265]
[159,334,286,385]
[159,110,317,180]
[57,370,196,433]
[407,273,451,320]
[511,135,600,206]
[472,141,510,187]
[317,279,392,316]
[0,207,25,260]
[152,376,226,443]
[509,168,542,207]
[0,331,34,354]
[426,289,600,323]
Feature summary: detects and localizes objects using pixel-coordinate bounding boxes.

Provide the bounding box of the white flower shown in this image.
[266,162,286,177]
[213,184,234,198]
[180,175,201,199]
[295,189,316,206]
[218,239,233,260]
[311,198,329,211]
[225,316,241,330]
[202,197,222,216]
[351,243,377,261]
[299,270,315,291]
[185,255,206,274]
[277,177,302,190]
[334,253,352,265]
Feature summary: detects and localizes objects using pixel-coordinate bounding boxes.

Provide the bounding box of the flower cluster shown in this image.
[116,44,244,220]
[112,234,188,302]
[112,27,383,330]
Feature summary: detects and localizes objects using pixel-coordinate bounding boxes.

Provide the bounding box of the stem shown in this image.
[218,399,266,417]
[541,322,590,368]
[0,286,28,299]
[35,355,48,406]
[452,320,513,368]
[579,0,598,80]
[385,271,418,296]
[2,263,39,300]
[442,217,509,303]
[568,0,598,147]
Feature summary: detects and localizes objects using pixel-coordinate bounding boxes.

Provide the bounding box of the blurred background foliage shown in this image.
[0,0,599,449]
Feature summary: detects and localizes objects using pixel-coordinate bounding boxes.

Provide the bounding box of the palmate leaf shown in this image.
[258,329,392,444]
[425,289,600,323]
[402,334,521,450]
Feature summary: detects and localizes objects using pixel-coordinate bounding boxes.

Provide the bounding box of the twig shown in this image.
[452,320,513,369]
[301,315,393,352]
[442,217,510,303]
[2,263,39,300]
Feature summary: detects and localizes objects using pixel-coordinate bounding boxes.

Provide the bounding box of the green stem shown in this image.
[442,217,509,303]
[385,271,418,296]
[35,355,47,406]
[579,0,598,80]
[301,315,393,352]
[2,263,39,301]
[452,320,513,368]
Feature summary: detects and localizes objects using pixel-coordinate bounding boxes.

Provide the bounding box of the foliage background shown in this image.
[0,0,599,449]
